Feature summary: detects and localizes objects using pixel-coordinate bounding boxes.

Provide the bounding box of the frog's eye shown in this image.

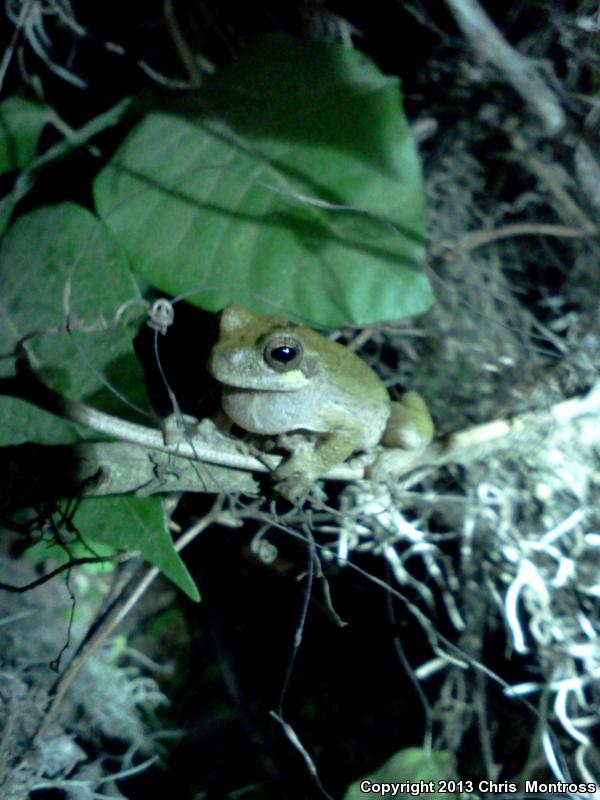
[263,335,304,372]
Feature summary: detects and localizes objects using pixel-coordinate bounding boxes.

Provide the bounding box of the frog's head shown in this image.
[207,305,321,391]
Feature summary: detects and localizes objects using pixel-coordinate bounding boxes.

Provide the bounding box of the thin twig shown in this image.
[441,222,595,260]
[163,0,203,86]
[512,135,598,235]
[0,0,32,93]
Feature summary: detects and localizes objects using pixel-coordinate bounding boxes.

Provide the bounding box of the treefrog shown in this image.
[207,305,434,486]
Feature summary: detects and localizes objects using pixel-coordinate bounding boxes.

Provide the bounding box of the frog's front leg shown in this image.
[273,424,363,483]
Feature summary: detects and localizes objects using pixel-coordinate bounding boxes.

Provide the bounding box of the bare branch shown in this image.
[443,0,565,135]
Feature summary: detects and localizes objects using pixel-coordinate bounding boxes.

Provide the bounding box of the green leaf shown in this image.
[0,97,134,237]
[0,96,48,175]
[343,748,454,800]
[17,494,199,601]
[0,203,199,600]
[0,397,82,446]
[73,495,199,601]
[94,34,431,327]
[0,202,148,438]
[0,96,49,235]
